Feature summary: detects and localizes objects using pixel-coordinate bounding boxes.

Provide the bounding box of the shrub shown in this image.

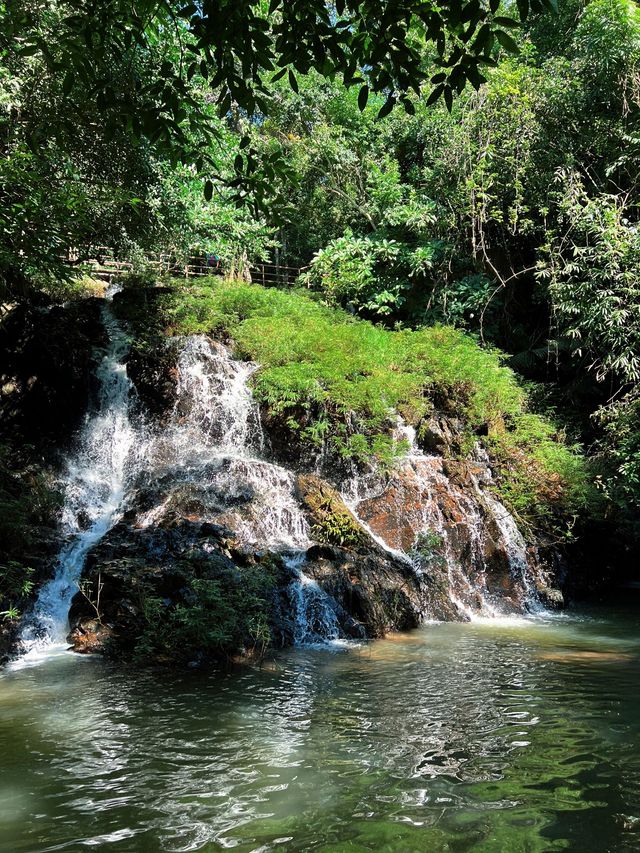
[0,445,61,619]
[134,562,277,663]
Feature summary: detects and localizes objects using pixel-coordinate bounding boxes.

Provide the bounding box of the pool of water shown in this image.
[1,600,639,852]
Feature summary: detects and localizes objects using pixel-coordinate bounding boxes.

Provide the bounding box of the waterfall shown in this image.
[149,336,311,548]
[18,329,312,660]
[15,306,543,663]
[18,289,139,656]
[285,554,342,645]
[346,418,543,620]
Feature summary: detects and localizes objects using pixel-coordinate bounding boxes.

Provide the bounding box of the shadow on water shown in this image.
[1,598,639,852]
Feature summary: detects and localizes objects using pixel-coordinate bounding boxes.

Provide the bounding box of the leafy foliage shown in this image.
[135,563,277,663]
[540,174,640,385]
[3,0,549,159]
[0,443,60,619]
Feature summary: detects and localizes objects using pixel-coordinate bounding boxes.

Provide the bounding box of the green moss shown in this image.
[297,474,366,547]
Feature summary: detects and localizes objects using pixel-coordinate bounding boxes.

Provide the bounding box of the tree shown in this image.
[2,0,553,183]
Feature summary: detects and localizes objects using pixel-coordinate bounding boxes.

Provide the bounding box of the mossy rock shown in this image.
[296,474,367,548]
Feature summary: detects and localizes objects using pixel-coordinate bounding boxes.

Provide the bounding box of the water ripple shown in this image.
[1,605,639,852]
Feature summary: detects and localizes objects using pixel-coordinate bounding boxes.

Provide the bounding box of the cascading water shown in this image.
[346,418,544,620]
[18,288,139,656]
[148,336,311,549]
[17,328,314,660]
[285,554,342,645]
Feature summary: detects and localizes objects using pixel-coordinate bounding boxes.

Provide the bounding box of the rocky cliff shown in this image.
[4,288,565,666]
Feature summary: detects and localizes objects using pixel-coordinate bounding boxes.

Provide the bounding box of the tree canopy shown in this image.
[2,0,553,170]
[2,0,640,550]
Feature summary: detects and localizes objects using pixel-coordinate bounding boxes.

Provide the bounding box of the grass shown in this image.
[122,275,595,533]
[160,278,524,451]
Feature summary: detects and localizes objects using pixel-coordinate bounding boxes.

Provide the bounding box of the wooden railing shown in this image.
[66,249,303,286]
[250,263,302,287]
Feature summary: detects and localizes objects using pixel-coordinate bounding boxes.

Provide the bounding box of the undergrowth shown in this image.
[0,443,61,619]
[125,276,596,534]
[134,561,277,663]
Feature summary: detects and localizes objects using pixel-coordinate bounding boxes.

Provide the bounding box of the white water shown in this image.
[17,331,313,661]
[18,291,138,659]
[149,336,311,548]
[285,554,342,645]
[16,318,542,662]
[345,417,544,620]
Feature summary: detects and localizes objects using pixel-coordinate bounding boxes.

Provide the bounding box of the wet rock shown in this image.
[417,413,465,456]
[296,474,367,547]
[302,542,454,634]
[68,620,115,654]
[536,585,564,609]
[354,455,544,615]
[111,288,178,422]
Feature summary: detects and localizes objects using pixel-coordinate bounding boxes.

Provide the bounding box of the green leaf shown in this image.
[426,84,445,106]
[18,44,40,57]
[493,16,520,27]
[288,69,299,94]
[358,84,369,111]
[401,97,416,115]
[495,30,520,53]
[377,94,395,119]
[204,180,213,201]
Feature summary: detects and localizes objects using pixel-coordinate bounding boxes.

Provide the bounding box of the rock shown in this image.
[296,474,367,547]
[68,621,115,654]
[354,455,543,615]
[111,288,179,422]
[417,413,464,455]
[302,542,453,635]
[536,585,564,609]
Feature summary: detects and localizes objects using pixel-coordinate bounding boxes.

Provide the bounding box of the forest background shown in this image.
[1,0,639,565]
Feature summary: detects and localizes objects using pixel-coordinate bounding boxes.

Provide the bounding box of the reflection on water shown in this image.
[1,602,639,852]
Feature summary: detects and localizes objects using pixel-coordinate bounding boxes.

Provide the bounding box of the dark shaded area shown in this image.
[0,298,104,449]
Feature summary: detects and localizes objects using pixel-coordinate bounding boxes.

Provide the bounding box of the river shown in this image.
[1,599,639,852]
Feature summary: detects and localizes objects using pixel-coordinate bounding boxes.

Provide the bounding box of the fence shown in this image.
[66,249,303,286]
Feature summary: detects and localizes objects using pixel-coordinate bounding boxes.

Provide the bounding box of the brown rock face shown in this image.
[68,620,115,654]
[354,455,541,615]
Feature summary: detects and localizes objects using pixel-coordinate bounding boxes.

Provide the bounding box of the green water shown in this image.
[1,602,639,853]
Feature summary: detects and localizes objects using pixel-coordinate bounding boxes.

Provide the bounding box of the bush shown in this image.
[134,562,277,663]
[0,443,61,619]
[486,414,598,536]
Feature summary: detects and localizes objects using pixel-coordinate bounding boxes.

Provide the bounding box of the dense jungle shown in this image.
[1,1,639,851]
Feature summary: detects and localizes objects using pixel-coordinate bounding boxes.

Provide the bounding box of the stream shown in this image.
[2,600,639,852]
